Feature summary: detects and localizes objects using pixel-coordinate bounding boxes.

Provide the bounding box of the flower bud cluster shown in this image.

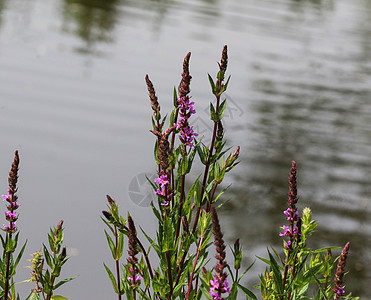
[2,151,20,233]
[152,126,176,207]
[279,161,302,251]
[145,74,161,125]
[176,52,198,150]
[333,242,350,299]
[225,146,240,170]
[127,216,141,288]
[210,207,231,300]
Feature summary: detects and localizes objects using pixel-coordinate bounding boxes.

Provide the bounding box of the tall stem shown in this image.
[166,251,173,299]
[114,226,122,300]
[175,174,186,239]
[185,236,203,300]
[192,94,221,233]
[4,233,13,300]
[46,273,56,300]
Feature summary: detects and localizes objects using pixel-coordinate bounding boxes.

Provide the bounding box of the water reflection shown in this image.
[60,0,120,55]
[0,0,7,29]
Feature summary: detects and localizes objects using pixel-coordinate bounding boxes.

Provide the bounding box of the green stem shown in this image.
[4,252,11,300]
[192,93,221,233]
[185,236,203,300]
[166,251,173,299]
[206,181,219,213]
[46,275,55,300]
[175,174,186,240]
[4,232,13,300]
[114,226,122,300]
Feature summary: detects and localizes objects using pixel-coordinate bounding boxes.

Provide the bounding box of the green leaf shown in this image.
[186,147,197,174]
[303,247,341,255]
[13,240,27,272]
[181,157,188,175]
[51,296,69,300]
[53,277,77,290]
[170,107,177,128]
[208,74,216,95]
[173,86,178,107]
[218,99,227,120]
[162,215,174,252]
[117,232,124,259]
[195,141,206,165]
[228,282,238,299]
[154,139,158,161]
[43,245,53,268]
[210,103,218,122]
[27,292,42,300]
[103,263,119,294]
[237,283,258,300]
[101,217,115,235]
[150,201,162,221]
[268,251,284,295]
[104,230,117,260]
[221,75,231,94]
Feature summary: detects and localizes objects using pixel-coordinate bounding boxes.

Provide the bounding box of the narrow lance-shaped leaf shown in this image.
[103,263,119,294]
[268,251,284,295]
[210,102,218,122]
[208,73,216,95]
[218,99,227,120]
[104,230,117,260]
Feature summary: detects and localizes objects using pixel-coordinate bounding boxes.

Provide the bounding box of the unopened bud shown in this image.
[106,195,116,207]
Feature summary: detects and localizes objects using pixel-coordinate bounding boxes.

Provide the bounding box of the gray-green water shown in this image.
[0,0,370,298]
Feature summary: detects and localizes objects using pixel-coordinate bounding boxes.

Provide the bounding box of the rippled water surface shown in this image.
[0,0,370,298]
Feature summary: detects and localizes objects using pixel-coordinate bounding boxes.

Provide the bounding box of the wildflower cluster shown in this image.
[102,46,249,300]
[0,46,359,300]
[101,46,358,300]
[259,161,358,300]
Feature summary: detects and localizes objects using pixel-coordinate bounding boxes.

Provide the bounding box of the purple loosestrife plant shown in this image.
[102,46,255,300]
[0,47,358,300]
[0,152,74,300]
[258,162,358,300]
[0,151,27,300]
[101,46,357,300]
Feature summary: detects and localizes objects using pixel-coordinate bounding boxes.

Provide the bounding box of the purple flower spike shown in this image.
[176,53,198,151]
[3,151,21,233]
[209,275,231,300]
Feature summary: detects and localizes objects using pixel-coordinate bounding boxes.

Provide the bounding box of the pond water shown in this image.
[0,0,370,298]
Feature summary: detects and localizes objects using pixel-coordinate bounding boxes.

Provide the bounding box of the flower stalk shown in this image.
[333,242,350,300]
